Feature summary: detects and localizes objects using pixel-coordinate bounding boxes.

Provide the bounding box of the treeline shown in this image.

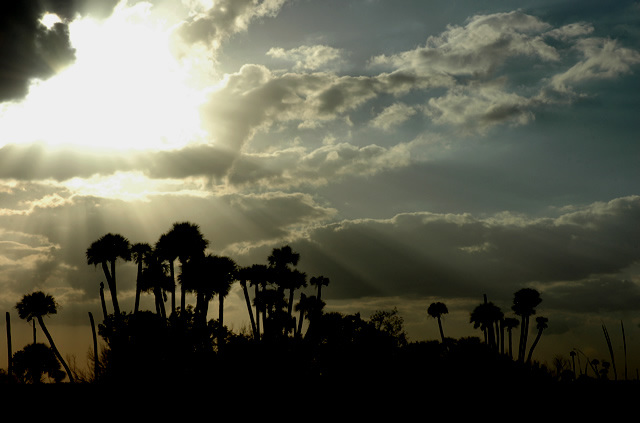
[1,221,630,389]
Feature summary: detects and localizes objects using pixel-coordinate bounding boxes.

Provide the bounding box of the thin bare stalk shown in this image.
[602,323,617,381]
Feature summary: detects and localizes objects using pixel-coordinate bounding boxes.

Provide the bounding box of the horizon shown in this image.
[0,0,639,380]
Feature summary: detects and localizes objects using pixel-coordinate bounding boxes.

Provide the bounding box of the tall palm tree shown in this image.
[526,316,548,362]
[427,302,448,344]
[503,317,520,359]
[247,263,269,339]
[237,266,258,340]
[310,275,330,301]
[512,288,542,362]
[86,233,132,317]
[155,232,178,314]
[15,292,74,383]
[268,245,304,333]
[164,222,209,314]
[131,242,152,314]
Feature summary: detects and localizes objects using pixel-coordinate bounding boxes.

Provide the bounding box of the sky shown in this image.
[0,0,639,377]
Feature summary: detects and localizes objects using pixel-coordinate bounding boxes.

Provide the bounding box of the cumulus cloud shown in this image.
[550,37,640,92]
[174,0,288,52]
[423,79,538,134]
[370,103,417,131]
[371,11,558,78]
[267,45,344,71]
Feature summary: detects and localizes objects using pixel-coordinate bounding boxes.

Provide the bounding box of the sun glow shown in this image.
[0,3,206,152]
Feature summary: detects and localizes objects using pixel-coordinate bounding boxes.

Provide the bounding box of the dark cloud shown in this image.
[252,196,640,305]
[0,0,119,102]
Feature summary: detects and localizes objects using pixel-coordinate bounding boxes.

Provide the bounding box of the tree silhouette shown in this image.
[310,275,330,301]
[131,242,152,314]
[427,302,448,344]
[470,299,503,350]
[268,245,304,331]
[503,317,519,359]
[526,316,548,363]
[155,232,178,314]
[15,292,74,383]
[165,222,209,315]
[12,343,65,383]
[86,233,132,317]
[237,266,258,340]
[139,250,174,319]
[512,288,542,362]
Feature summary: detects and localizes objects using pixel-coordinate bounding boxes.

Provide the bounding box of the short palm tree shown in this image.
[502,317,520,359]
[16,292,74,383]
[427,302,448,344]
[526,316,548,363]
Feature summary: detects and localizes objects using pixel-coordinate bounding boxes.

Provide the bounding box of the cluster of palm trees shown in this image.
[428,288,548,363]
[85,223,330,343]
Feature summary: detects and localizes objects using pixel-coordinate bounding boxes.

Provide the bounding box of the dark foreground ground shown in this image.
[3,377,640,419]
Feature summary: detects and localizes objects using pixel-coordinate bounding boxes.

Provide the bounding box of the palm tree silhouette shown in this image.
[165,222,209,315]
[140,250,174,318]
[155,232,178,314]
[502,317,519,359]
[310,275,330,301]
[268,245,304,333]
[210,255,238,347]
[15,292,75,383]
[427,302,448,344]
[470,299,503,350]
[512,288,542,362]
[295,293,324,339]
[248,263,269,339]
[237,266,258,340]
[86,233,132,317]
[131,242,152,314]
[526,316,548,363]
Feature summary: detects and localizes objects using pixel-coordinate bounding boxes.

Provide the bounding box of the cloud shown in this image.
[0,0,119,102]
[423,79,538,134]
[267,45,344,71]
[250,196,640,305]
[227,140,415,189]
[371,11,558,78]
[174,0,288,52]
[370,103,417,131]
[550,37,640,92]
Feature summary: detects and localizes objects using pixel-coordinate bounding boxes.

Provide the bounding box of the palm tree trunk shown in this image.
[168,261,176,315]
[527,329,543,363]
[134,262,142,313]
[437,316,445,344]
[518,316,527,362]
[103,261,121,316]
[508,329,513,359]
[255,285,261,340]
[217,295,225,350]
[37,316,74,383]
[6,312,12,380]
[100,282,108,320]
[88,312,99,380]
[241,283,258,340]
